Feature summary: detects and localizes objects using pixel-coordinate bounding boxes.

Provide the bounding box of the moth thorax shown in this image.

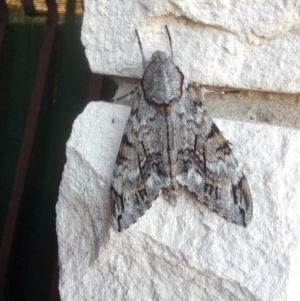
[142,51,184,105]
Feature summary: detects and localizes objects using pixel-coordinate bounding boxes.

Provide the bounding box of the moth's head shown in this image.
[142,51,184,105]
[148,50,170,63]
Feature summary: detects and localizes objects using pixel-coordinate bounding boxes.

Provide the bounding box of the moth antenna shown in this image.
[135,29,147,72]
[165,25,174,61]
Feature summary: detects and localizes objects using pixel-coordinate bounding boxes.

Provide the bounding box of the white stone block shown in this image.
[56,101,300,301]
[82,0,300,93]
[57,1,300,300]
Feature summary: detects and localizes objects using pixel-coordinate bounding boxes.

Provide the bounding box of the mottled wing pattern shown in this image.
[174,85,252,226]
[111,89,170,231]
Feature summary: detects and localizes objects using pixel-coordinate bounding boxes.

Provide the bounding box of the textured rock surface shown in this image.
[56,101,300,301]
[82,0,300,93]
[202,90,300,129]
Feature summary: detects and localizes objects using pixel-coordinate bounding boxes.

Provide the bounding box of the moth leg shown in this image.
[105,87,139,106]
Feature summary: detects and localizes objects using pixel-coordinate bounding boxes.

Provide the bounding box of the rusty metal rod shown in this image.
[0,0,58,296]
[0,0,8,55]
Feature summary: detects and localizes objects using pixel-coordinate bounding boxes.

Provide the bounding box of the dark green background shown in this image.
[0,5,116,300]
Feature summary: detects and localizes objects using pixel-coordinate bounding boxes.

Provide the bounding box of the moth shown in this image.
[110,26,253,232]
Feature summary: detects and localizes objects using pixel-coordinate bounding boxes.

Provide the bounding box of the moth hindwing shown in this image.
[110,26,252,232]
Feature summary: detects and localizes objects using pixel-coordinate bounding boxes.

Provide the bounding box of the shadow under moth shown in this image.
[110,26,253,232]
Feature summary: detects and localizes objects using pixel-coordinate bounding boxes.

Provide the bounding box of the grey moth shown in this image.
[110,26,253,232]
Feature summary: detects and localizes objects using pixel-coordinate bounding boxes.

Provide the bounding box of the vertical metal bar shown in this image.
[22,0,46,16]
[0,0,8,55]
[0,0,58,297]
